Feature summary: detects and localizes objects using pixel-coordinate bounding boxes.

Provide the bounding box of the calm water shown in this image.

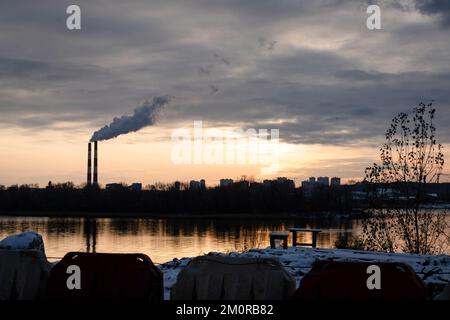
[0,216,361,264]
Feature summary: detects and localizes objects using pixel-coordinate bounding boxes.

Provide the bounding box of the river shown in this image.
[0,215,361,264]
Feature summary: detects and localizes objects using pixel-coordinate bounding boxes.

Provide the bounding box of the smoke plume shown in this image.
[90,95,170,142]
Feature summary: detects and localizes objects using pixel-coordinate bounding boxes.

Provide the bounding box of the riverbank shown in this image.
[159,246,450,300]
[0,210,364,219]
[2,206,448,219]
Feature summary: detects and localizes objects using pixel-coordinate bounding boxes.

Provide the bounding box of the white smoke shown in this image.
[90,95,171,142]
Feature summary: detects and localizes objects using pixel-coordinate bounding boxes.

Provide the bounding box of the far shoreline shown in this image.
[0,210,365,220]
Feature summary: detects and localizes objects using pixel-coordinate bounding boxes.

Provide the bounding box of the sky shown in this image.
[1,0,450,187]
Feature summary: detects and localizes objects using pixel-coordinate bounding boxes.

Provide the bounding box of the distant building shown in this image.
[173,181,181,191]
[262,177,295,191]
[220,179,234,187]
[276,177,295,190]
[331,177,341,186]
[302,177,317,190]
[106,182,142,191]
[189,180,206,190]
[105,183,125,190]
[130,183,142,191]
[301,176,338,193]
[189,180,201,190]
[301,180,312,189]
[317,177,329,186]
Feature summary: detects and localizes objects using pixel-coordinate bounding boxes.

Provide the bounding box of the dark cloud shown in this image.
[334,70,388,81]
[0,0,449,148]
[0,57,107,82]
[416,0,450,26]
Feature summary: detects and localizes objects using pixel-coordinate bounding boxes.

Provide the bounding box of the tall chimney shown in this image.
[87,143,92,185]
[93,141,98,185]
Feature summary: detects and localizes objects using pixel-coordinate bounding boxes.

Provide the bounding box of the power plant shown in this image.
[94,141,98,185]
[84,96,169,187]
[87,143,92,185]
[87,141,98,186]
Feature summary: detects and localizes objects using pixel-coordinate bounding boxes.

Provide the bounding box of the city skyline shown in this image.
[1,1,450,186]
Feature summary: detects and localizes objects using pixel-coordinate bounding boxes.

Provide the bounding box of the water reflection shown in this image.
[0,216,359,263]
[83,218,97,253]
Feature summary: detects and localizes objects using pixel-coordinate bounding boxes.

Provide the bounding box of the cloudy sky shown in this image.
[1,0,450,186]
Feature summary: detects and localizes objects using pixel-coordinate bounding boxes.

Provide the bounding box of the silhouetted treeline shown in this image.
[0,182,354,215]
[1,180,449,215]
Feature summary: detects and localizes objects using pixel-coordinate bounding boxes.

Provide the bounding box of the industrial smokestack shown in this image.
[90,95,171,142]
[93,141,98,185]
[87,143,92,185]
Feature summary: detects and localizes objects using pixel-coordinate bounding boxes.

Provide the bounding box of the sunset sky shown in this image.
[1,0,450,187]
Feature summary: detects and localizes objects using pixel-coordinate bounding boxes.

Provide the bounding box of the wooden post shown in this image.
[292,231,297,247]
[312,231,318,248]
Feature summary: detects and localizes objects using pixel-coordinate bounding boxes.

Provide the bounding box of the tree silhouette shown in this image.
[362,101,449,254]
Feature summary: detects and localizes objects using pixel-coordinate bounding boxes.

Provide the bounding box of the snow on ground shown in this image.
[159,247,450,300]
[0,231,45,254]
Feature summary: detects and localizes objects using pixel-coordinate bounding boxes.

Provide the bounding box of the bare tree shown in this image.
[362,102,449,254]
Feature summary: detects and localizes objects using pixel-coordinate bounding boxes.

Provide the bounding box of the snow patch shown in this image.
[158,247,450,300]
[0,231,46,255]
